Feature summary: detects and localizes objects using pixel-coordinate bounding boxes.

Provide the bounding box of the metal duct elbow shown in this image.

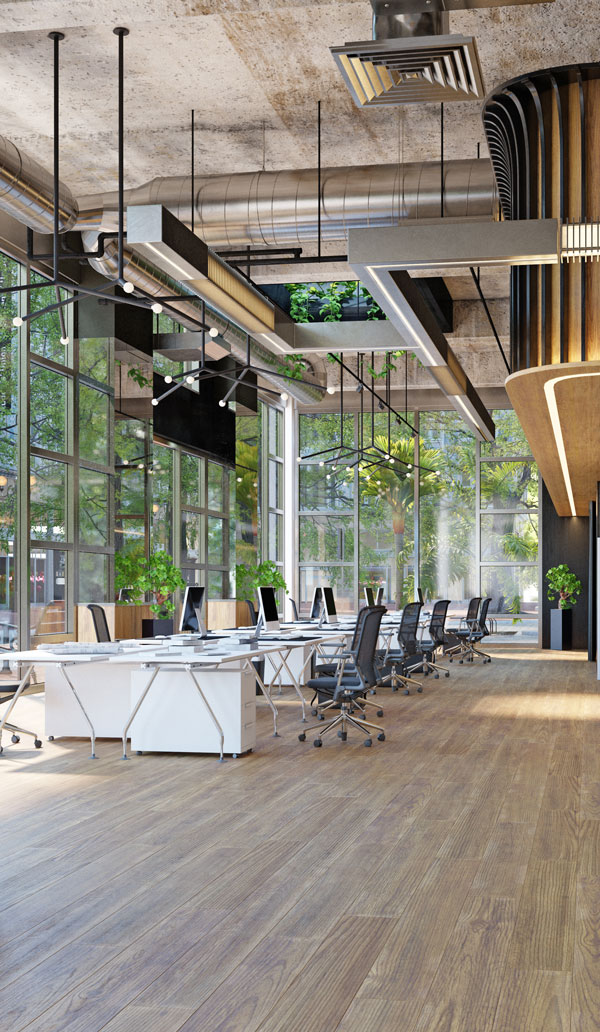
[76,158,498,247]
[0,136,78,234]
[82,231,324,406]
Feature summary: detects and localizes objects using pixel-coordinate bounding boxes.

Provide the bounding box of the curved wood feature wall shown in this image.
[484,64,600,372]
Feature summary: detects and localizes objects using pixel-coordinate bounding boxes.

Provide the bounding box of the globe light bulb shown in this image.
[319,461,324,467]
[164,375,173,384]
[296,456,302,463]
[186,375,194,384]
[327,386,335,395]
[253,481,258,488]
[151,398,158,406]
[407,463,412,470]
[377,480,381,486]
[332,466,337,472]
[280,392,288,402]
[346,466,352,472]
[209,327,219,337]
[326,474,331,481]
[122,459,129,466]
[237,476,243,483]
[389,457,395,464]
[138,463,144,470]
[151,302,163,315]
[218,399,226,407]
[12,316,23,327]
[60,336,70,346]
[122,281,135,294]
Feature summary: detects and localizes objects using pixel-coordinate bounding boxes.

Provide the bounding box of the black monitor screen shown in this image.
[310,587,323,620]
[179,586,205,632]
[323,586,336,617]
[364,587,374,607]
[258,586,279,624]
[376,586,384,605]
[417,587,424,604]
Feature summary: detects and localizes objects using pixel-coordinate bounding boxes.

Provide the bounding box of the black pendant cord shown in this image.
[387,365,391,455]
[440,102,444,219]
[201,299,206,368]
[114,27,129,284]
[371,352,375,448]
[317,100,322,262]
[404,350,408,427]
[469,266,511,375]
[191,109,195,235]
[49,31,64,285]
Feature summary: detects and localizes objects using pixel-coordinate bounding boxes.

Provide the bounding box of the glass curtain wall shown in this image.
[298,408,540,641]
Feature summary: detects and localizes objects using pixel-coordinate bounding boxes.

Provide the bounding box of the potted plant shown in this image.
[235,560,288,620]
[115,549,186,637]
[546,564,582,651]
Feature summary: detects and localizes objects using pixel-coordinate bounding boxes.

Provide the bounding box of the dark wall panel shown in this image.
[541,482,589,651]
[153,373,235,466]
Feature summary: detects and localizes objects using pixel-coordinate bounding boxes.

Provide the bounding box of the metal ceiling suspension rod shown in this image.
[469,266,511,375]
[327,352,418,435]
[114,27,129,286]
[49,30,64,285]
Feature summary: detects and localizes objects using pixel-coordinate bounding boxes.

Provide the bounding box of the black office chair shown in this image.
[452,597,492,663]
[378,601,424,694]
[446,596,481,663]
[300,606,386,748]
[309,606,381,719]
[0,666,43,753]
[419,599,451,678]
[244,599,257,626]
[289,598,300,622]
[87,604,111,643]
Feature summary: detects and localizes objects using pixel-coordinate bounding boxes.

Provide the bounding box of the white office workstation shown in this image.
[1,586,354,762]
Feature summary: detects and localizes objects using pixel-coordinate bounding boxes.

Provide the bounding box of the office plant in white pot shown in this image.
[546,563,582,651]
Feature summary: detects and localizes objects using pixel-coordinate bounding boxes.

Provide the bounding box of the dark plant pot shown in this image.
[550,607,572,651]
[142,618,174,638]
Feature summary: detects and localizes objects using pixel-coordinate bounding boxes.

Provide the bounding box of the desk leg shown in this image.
[186,666,226,763]
[0,663,35,754]
[59,664,98,759]
[247,659,279,737]
[278,649,307,722]
[122,666,160,760]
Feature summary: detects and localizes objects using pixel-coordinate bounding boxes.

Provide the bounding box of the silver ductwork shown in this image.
[82,231,324,405]
[0,135,78,234]
[76,159,497,248]
[373,11,450,38]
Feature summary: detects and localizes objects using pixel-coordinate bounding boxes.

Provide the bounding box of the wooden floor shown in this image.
[2,647,600,1032]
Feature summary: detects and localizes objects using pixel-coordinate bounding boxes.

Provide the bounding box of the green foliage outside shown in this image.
[115,548,186,616]
[546,564,582,610]
[235,560,287,601]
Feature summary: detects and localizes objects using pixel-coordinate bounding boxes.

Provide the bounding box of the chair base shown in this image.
[299,702,384,746]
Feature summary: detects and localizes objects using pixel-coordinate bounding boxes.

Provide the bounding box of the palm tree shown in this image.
[355,434,443,607]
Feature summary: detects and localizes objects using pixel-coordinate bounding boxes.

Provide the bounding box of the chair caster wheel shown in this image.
[445,672,450,678]
[34,740,42,749]
[311,709,317,716]
[232,753,238,759]
[340,732,347,741]
[298,733,306,742]
[392,686,398,692]
[417,686,423,693]
[364,739,372,747]
[459,660,463,664]
[434,674,439,679]
[403,689,410,696]
[313,739,322,748]
[48,735,54,741]
[318,714,324,721]
[377,710,384,718]
[377,733,385,742]
[11,735,19,744]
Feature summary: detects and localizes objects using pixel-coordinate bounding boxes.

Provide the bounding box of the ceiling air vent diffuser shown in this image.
[331,34,485,106]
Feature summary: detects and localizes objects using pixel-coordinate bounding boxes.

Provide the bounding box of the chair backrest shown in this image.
[353,606,385,688]
[244,599,257,626]
[428,599,450,644]
[289,598,299,622]
[87,604,111,643]
[477,597,492,634]
[398,601,423,653]
[349,605,370,652]
[465,596,481,625]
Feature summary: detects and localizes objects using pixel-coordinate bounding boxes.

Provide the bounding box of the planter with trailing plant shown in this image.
[546,564,582,651]
[115,549,186,637]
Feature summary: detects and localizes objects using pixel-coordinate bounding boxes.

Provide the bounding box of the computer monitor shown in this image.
[364,586,374,607]
[179,585,206,635]
[375,586,384,605]
[417,587,424,605]
[257,585,280,632]
[322,586,337,623]
[309,586,323,621]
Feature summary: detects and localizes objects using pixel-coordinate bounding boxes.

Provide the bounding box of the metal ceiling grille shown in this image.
[331,34,485,106]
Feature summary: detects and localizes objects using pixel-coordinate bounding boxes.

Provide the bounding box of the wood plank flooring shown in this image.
[2,646,600,1032]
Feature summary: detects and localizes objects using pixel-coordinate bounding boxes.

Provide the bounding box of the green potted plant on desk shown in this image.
[546,564,582,650]
[116,549,186,637]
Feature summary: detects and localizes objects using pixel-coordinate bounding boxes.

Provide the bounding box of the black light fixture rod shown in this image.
[114,27,129,283]
[317,99,322,262]
[469,266,511,375]
[191,109,195,235]
[229,254,348,268]
[48,31,64,286]
[201,299,206,367]
[327,352,419,435]
[440,102,444,219]
[54,285,68,341]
